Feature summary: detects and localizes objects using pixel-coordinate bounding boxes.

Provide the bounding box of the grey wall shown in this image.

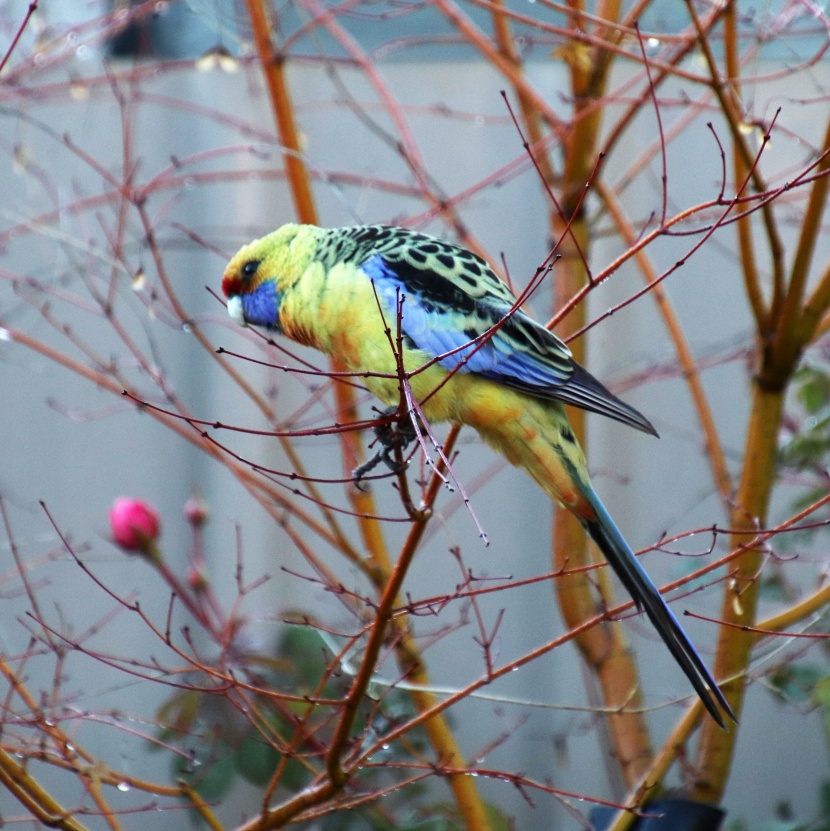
[1,6,829,828]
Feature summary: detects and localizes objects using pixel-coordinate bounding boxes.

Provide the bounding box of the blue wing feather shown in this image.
[361,251,657,436]
[363,254,567,380]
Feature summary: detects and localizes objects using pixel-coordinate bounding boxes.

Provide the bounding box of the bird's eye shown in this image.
[242,260,261,279]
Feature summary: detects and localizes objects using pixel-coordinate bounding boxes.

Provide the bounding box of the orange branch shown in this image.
[596,179,733,504]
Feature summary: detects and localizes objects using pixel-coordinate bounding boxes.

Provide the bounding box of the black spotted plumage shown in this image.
[318,225,656,436]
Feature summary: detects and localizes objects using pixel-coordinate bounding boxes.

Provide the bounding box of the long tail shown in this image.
[465,391,734,725]
[579,487,735,728]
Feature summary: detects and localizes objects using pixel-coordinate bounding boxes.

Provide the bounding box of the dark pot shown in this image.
[589,798,725,831]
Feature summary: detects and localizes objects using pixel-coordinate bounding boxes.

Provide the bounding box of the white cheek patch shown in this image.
[227,296,247,327]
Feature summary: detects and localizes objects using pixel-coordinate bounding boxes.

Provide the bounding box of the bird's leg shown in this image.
[373,407,417,472]
[352,406,417,489]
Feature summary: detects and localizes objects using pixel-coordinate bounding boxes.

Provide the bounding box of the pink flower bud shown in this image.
[109,497,160,553]
[184,495,209,527]
[187,563,209,592]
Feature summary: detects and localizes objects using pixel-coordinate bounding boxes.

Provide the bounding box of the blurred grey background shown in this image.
[1,0,829,828]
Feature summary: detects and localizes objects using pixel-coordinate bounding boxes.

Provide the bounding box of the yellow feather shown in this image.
[221,223,734,726]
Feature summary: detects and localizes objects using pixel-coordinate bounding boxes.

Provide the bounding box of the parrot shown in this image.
[222,222,734,727]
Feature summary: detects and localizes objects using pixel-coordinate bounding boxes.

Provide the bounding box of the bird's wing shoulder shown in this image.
[352,230,574,388]
[350,228,655,435]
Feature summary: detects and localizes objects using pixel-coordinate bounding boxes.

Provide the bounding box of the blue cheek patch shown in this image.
[242,282,281,331]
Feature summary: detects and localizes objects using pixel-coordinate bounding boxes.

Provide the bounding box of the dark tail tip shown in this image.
[579,493,736,729]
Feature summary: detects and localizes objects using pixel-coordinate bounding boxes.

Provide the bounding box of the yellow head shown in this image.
[221,223,320,329]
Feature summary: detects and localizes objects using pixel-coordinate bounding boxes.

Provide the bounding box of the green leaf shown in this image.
[818,779,830,818]
[480,804,513,831]
[182,748,237,802]
[797,370,830,415]
[814,677,830,747]
[279,626,328,689]
[769,664,824,703]
[235,733,281,787]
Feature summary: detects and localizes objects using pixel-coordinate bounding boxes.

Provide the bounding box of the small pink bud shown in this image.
[184,495,209,527]
[109,497,160,554]
[187,563,210,592]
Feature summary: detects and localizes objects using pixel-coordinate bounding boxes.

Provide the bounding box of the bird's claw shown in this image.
[352,452,385,490]
[352,407,417,489]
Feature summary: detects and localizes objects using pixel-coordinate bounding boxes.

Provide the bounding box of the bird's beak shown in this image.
[227,295,247,327]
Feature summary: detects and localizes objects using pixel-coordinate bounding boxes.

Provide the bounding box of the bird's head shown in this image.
[221,223,319,330]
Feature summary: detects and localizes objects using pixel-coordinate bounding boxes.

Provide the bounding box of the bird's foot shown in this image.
[352,407,417,490]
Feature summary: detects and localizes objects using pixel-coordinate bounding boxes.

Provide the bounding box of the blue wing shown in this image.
[361,251,656,436]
